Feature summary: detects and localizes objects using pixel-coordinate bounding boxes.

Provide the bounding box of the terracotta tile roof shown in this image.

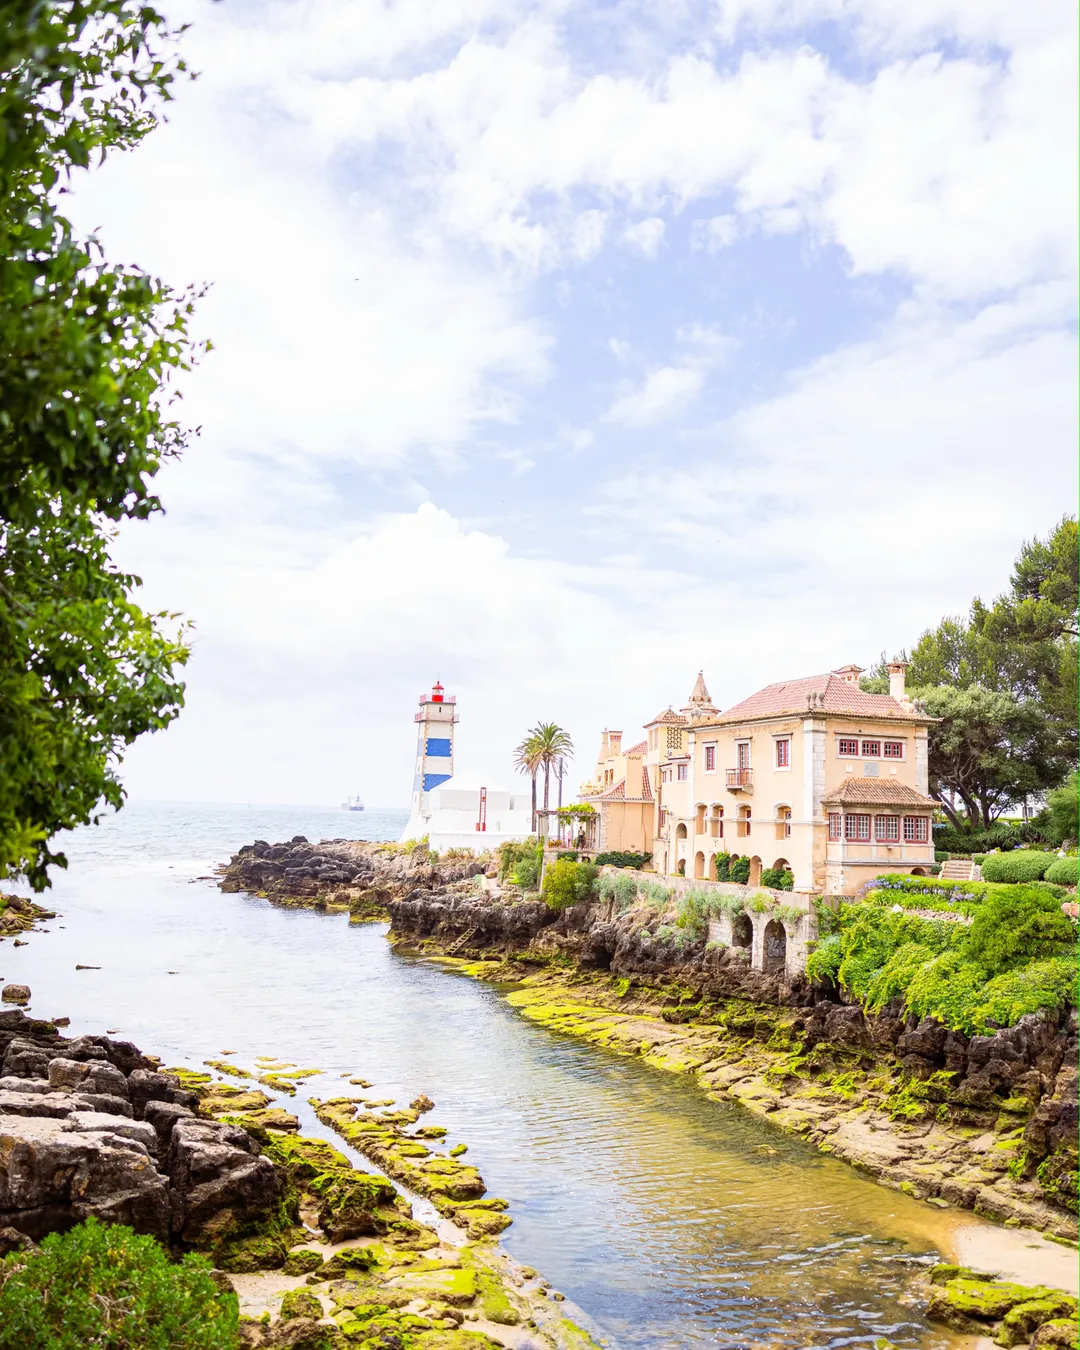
[821,778,937,808]
[624,740,647,756]
[710,671,928,725]
[640,766,653,801]
[647,708,687,727]
[597,779,626,801]
[597,767,654,803]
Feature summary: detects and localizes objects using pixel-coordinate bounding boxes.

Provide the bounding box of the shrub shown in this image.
[760,867,794,890]
[774,903,803,928]
[541,859,598,912]
[0,1218,237,1349]
[980,851,1053,884]
[933,822,1042,855]
[746,891,773,914]
[556,849,578,862]
[596,874,616,902]
[963,885,1077,970]
[594,850,651,869]
[1045,856,1079,887]
[676,887,714,941]
[713,852,731,882]
[716,892,745,918]
[497,837,540,881]
[641,880,672,911]
[613,873,639,912]
[729,856,751,885]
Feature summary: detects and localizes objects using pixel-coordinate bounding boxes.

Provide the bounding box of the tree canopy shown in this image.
[862,518,1077,832]
[1,1,197,888]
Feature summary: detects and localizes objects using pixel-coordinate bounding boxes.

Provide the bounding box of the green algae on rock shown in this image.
[924,1264,1079,1347]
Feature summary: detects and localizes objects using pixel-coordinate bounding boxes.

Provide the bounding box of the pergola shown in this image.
[536,804,599,852]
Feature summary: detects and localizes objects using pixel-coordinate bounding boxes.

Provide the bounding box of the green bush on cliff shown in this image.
[729,857,751,885]
[0,1217,238,1348]
[542,859,598,912]
[497,838,541,883]
[807,884,1078,1033]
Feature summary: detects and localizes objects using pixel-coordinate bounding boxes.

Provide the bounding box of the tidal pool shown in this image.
[2,801,1053,1349]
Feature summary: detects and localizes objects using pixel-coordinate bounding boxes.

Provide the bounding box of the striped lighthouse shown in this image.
[402,681,458,840]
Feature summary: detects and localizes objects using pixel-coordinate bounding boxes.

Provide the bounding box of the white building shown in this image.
[400,682,534,851]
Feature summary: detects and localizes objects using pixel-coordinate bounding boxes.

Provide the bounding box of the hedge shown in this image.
[1044,856,1079,887]
[980,851,1053,884]
[594,850,651,869]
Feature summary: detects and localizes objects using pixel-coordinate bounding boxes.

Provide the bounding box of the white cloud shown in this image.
[604,365,705,427]
[692,213,739,251]
[622,216,666,256]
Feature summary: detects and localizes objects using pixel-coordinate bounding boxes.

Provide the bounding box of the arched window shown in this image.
[775,806,792,840]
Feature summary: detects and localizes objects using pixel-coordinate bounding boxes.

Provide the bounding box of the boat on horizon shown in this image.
[342,796,365,811]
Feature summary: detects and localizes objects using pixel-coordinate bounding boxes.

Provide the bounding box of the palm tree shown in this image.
[531,722,574,823]
[513,732,544,832]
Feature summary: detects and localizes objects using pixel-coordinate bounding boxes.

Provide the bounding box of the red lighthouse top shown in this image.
[431,681,444,703]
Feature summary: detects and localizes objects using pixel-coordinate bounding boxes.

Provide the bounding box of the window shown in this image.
[861,740,881,757]
[737,741,751,769]
[903,815,929,842]
[776,807,792,840]
[704,744,716,772]
[883,740,905,759]
[775,738,790,768]
[660,767,671,784]
[838,738,859,756]
[677,764,688,781]
[875,814,900,842]
[828,813,842,840]
[845,813,871,841]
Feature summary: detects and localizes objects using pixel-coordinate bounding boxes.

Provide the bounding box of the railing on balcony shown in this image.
[726,768,753,791]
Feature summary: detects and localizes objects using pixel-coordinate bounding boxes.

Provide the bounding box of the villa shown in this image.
[581,664,938,896]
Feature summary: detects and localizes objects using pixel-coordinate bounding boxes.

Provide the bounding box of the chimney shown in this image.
[834,664,864,686]
[888,660,910,705]
[609,731,623,754]
[600,728,609,755]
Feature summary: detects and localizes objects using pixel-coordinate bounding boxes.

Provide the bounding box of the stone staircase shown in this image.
[938,858,981,881]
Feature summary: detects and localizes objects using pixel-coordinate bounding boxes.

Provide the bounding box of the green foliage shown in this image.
[1044,856,1079,887]
[0,1,200,889]
[916,684,1069,834]
[980,851,1053,883]
[963,885,1077,969]
[496,837,538,880]
[613,873,639,911]
[774,903,803,927]
[596,873,616,901]
[934,821,1039,854]
[716,892,745,918]
[555,849,579,861]
[760,867,794,890]
[555,802,595,818]
[675,886,714,941]
[746,891,773,914]
[641,879,672,911]
[869,873,994,907]
[541,858,597,912]
[729,856,751,885]
[1037,773,1079,847]
[594,850,651,868]
[811,883,1078,1033]
[713,851,731,881]
[0,1217,237,1348]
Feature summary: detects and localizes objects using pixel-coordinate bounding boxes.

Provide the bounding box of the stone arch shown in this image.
[910,866,927,876]
[732,913,752,948]
[677,858,686,876]
[694,850,706,879]
[749,855,762,887]
[763,919,786,973]
[675,822,688,841]
[772,857,790,873]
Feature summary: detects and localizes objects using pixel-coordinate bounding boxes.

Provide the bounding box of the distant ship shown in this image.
[342,796,365,812]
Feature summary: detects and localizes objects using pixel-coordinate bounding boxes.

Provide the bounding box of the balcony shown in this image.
[726,768,753,792]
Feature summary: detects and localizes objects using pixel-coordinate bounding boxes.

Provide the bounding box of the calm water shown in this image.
[3,801,965,1349]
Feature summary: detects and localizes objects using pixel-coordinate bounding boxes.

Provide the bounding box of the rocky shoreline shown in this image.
[218,839,1080,1244]
[0,992,601,1349]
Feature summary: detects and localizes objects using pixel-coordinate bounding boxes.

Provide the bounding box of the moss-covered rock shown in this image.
[280,1289,324,1322]
[995,1296,1079,1348]
[1033,1317,1080,1349]
[308,1169,399,1241]
[927,1273,1062,1335]
[283,1248,325,1276]
[216,1233,289,1273]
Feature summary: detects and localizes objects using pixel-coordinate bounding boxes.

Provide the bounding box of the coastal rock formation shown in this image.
[0,894,55,941]
[0,1008,286,1258]
[218,837,484,917]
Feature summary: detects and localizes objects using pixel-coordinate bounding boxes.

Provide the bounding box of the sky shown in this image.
[70,0,1078,810]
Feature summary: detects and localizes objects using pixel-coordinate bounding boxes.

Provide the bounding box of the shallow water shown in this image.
[4,801,987,1349]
